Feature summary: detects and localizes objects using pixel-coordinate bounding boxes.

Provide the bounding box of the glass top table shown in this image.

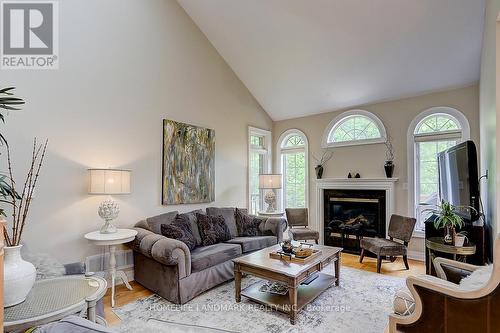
[4,275,107,332]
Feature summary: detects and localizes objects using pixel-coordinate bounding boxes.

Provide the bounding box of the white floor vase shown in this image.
[4,245,36,307]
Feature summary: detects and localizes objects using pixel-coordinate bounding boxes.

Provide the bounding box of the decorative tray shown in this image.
[269,249,322,264]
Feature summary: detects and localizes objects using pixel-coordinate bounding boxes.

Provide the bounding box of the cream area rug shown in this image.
[115,266,404,333]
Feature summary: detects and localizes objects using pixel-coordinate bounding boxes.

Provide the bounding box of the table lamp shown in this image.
[259,174,282,213]
[88,169,131,234]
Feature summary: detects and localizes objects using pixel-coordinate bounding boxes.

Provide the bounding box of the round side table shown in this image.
[258,211,285,218]
[425,237,476,275]
[4,275,107,332]
[84,228,137,307]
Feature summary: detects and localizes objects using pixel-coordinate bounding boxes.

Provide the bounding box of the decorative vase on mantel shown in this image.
[4,244,36,307]
[315,165,324,179]
[384,161,395,178]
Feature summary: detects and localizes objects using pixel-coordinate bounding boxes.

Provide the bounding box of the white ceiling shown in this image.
[178,0,486,121]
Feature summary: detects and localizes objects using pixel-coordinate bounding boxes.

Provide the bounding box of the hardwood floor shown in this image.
[103,253,425,327]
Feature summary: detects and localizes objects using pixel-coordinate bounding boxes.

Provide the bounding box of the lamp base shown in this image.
[264,190,277,213]
[100,220,117,234]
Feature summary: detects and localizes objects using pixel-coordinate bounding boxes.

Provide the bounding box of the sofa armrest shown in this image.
[130,227,191,278]
[433,257,479,283]
[260,217,288,243]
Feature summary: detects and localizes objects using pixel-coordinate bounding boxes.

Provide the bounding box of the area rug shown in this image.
[115,266,404,333]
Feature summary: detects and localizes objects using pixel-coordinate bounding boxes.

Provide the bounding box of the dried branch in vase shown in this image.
[384,135,394,162]
[4,138,48,246]
[312,149,334,167]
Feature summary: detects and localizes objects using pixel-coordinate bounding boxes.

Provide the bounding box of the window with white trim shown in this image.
[248,127,271,215]
[408,108,470,231]
[322,110,387,148]
[278,129,308,209]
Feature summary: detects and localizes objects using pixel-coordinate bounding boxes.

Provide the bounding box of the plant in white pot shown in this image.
[1,87,48,307]
[422,200,476,245]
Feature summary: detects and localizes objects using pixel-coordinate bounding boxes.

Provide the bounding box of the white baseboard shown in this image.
[407,250,425,262]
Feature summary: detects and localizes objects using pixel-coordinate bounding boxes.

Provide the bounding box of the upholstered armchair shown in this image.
[360,214,416,273]
[285,208,319,244]
[388,234,500,333]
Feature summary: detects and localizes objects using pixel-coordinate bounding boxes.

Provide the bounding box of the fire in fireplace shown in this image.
[324,189,386,254]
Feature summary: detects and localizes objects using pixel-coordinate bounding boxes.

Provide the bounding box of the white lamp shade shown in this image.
[259,174,282,189]
[88,169,131,194]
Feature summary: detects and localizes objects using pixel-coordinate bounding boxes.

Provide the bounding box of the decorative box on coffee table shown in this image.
[233,244,342,324]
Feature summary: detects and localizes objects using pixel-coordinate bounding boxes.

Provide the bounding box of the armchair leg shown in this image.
[315,239,319,244]
[403,255,409,270]
[359,248,365,263]
[376,255,382,273]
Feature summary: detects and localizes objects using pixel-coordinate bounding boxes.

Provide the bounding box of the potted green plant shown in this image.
[422,200,476,245]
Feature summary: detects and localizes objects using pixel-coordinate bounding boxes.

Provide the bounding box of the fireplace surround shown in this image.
[314,178,398,247]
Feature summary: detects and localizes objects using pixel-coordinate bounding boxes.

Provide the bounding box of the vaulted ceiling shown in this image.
[178,0,486,121]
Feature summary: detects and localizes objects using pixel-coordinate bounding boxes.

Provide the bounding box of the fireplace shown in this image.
[324,189,386,254]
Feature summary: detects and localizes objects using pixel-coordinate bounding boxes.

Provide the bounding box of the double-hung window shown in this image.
[278,129,308,210]
[409,108,470,231]
[248,127,271,215]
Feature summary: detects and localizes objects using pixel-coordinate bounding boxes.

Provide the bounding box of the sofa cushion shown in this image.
[177,210,203,246]
[206,207,238,238]
[190,243,242,272]
[160,219,197,251]
[458,264,493,291]
[196,213,232,246]
[225,236,278,253]
[146,211,178,235]
[235,208,262,237]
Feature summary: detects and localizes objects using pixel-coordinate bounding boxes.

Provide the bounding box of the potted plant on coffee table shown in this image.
[422,200,476,245]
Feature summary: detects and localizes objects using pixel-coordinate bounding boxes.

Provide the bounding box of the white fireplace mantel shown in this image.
[315,178,399,244]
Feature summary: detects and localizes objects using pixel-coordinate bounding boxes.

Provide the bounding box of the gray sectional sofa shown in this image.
[130,207,287,304]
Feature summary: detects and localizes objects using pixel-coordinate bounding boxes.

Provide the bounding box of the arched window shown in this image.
[322,110,387,148]
[278,129,308,209]
[407,107,470,231]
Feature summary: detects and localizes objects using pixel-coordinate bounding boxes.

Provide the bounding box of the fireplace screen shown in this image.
[324,190,386,254]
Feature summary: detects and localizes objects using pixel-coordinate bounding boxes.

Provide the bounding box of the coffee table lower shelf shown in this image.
[241,273,336,314]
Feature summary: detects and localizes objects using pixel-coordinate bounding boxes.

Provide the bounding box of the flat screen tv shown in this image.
[437,140,479,222]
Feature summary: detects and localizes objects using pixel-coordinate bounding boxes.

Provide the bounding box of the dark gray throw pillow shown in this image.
[196,213,232,246]
[160,217,197,250]
[235,208,262,237]
[177,210,203,246]
[146,211,178,234]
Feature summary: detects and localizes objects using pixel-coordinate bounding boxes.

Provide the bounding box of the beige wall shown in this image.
[2,0,272,263]
[480,0,500,256]
[273,85,480,256]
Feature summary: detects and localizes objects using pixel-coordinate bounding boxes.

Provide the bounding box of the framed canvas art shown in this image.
[162,119,215,204]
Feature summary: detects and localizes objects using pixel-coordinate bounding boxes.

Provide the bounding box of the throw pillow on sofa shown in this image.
[147,211,178,234]
[196,213,232,246]
[160,217,197,250]
[235,208,262,237]
[177,210,203,246]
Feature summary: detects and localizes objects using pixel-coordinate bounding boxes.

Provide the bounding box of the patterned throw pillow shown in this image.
[160,217,197,250]
[235,208,262,237]
[196,213,232,246]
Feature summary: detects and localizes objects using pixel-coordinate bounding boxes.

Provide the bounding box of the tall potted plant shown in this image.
[1,87,49,306]
[423,200,475,245]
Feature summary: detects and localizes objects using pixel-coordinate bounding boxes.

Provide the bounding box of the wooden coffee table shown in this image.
[233,244,342,324]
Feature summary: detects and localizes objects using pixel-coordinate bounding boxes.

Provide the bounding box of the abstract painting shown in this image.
[162,119,215,204]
